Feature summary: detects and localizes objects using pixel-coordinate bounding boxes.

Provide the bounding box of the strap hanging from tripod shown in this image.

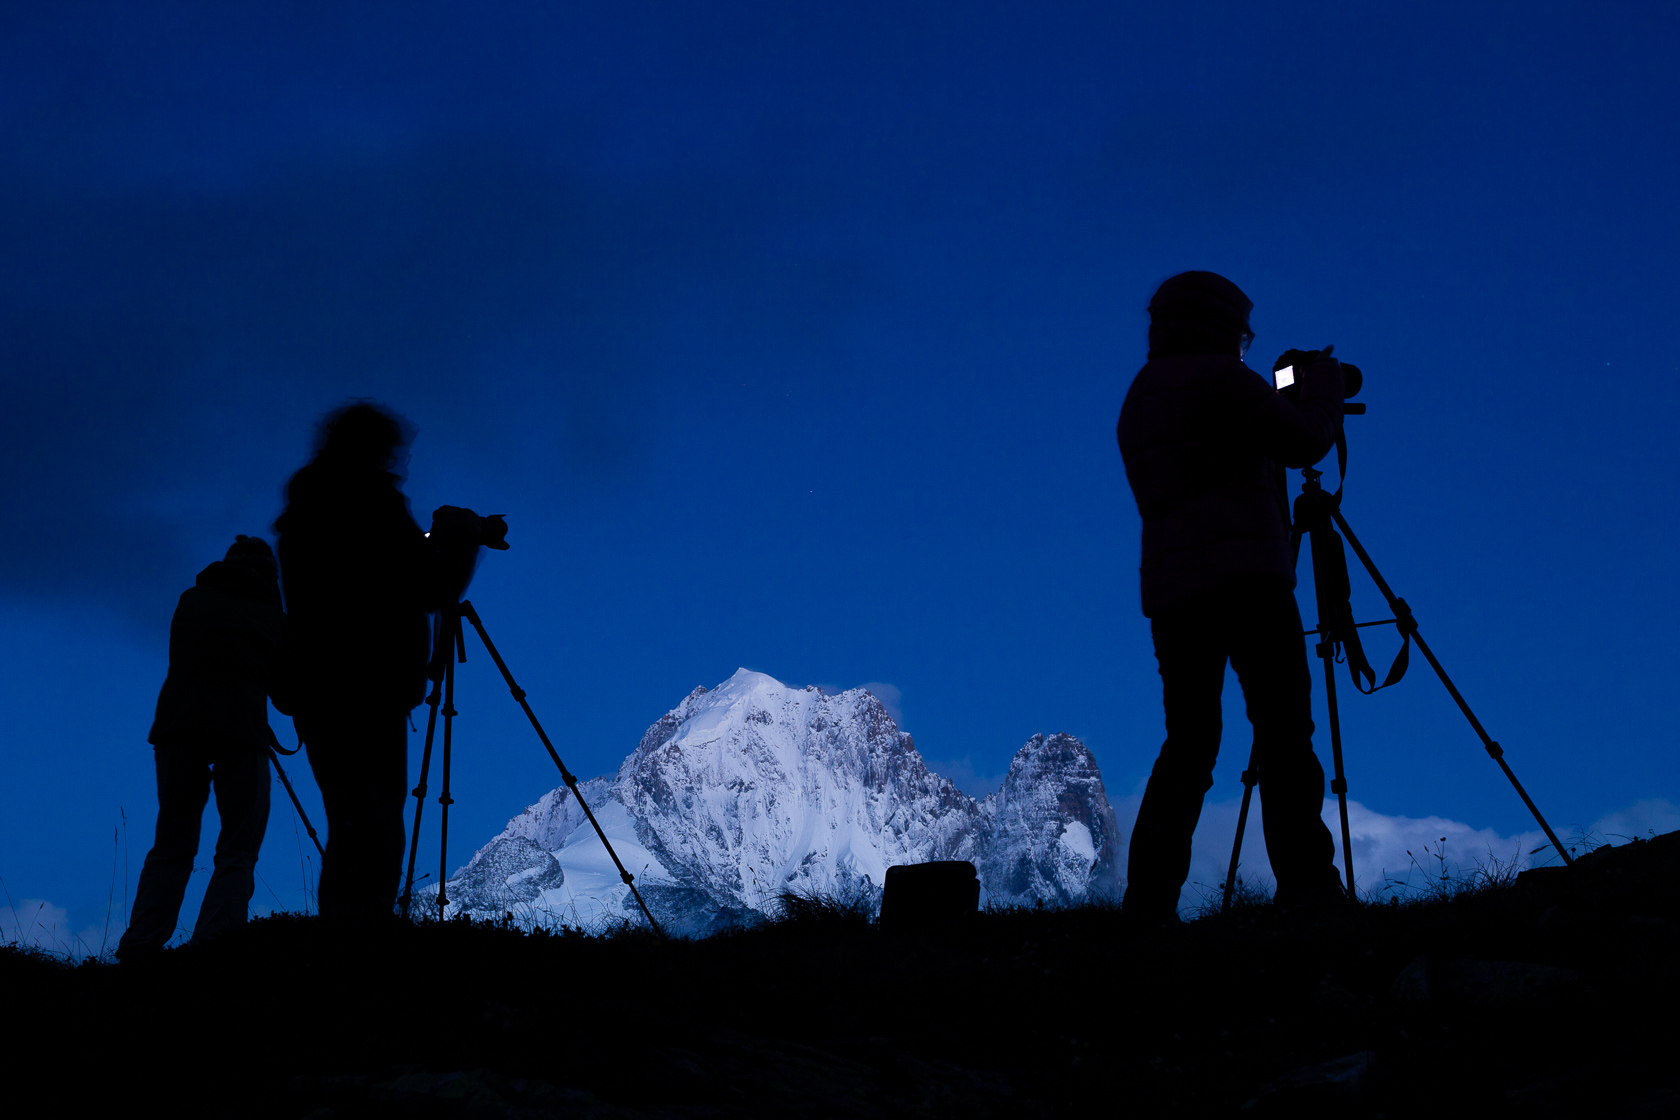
[267,726,325,859]
[269,723,304,755]
[1332,428,1348,503]
[1292,481,1409,694]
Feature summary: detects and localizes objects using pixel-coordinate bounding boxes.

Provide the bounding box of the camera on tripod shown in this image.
[1216,344,1574,910]
[1271,345,1366,415]
[427,505,509,604]
[401,504,665,933]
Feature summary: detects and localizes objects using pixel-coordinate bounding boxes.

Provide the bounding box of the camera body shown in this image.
[428,505,509,603]
[1271,346,1364,414]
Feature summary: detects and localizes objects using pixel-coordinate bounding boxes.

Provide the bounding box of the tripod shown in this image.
[396,599,663,935]
[1221,463,1573,910]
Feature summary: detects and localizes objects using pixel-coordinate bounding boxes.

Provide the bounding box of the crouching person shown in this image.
[116,536,289,960]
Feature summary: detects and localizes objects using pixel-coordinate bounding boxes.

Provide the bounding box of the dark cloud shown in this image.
[0,139,881,620]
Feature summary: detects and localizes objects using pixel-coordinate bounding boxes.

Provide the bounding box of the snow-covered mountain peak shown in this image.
[978,732,1122,905]
[446,671,1122,935]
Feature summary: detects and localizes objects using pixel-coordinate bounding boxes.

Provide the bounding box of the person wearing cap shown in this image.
[116,536,290,959]
[1116,271,1348,923]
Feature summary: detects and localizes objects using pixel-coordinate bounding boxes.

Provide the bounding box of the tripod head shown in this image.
[429,506,509,604]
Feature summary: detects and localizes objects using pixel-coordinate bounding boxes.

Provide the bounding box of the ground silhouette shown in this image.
[7,832,1680,1117]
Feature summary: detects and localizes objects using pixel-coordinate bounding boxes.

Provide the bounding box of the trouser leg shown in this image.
[1125,602,1227,918]
[118,744,210,958]
[304,709,409,921]
[191,745,272,945]
[1227,586,1341,903]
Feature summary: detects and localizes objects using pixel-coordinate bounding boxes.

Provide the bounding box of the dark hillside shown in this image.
[7,832,1680,1118]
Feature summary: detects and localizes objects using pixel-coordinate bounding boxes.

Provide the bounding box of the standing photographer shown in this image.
[275,402,434,921]
[1116,271,1348,923]
[116,536,289,959]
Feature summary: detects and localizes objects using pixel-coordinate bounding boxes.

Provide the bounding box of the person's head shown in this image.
[1146,271,1254,360]
[310,400,414,474]
[223,534,278,581]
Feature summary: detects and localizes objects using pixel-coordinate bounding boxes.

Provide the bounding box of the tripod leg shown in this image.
[1304,505,1358,897]
[436,627,460,922]
[458,600,666,937]
[1222,746,1260,912]
[399,670,443,920]
[268,747,325,861]
[1318,637,1356,896]
[1328,507,1574,867]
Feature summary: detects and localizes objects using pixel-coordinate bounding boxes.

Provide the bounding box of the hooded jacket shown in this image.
[149,558,289,749]
[275,459,435,714]
[1117,353,1344,617]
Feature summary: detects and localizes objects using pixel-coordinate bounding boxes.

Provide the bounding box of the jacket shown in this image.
[275,461,436,714]
[1117,352,1344,616]
[149,559,289,749]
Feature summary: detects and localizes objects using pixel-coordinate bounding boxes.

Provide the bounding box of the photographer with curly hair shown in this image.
[276,402,435,922]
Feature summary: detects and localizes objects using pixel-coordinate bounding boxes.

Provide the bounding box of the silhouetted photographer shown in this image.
[275,403,510,922]
[117,536,290,960]
[275,403,438,922]
[1116,272,1348,923]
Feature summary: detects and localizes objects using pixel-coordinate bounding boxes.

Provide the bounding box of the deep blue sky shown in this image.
[4,2,1678,940]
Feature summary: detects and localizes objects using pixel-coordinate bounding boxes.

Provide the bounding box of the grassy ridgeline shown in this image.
[6,834,1679,1117]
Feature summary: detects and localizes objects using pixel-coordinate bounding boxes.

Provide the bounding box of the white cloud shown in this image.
[1583,798,1680,846]
[1,899,111,959]
[1331,801,1549,899]
[1103,793,1675,913]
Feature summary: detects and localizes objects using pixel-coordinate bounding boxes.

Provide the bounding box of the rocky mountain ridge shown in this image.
[442,668,1123,935]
